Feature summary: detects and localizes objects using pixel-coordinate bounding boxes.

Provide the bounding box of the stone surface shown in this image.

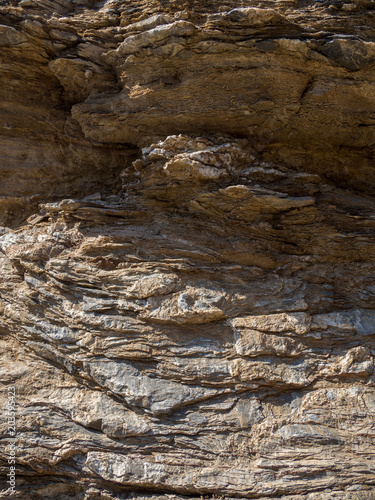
[0,1,375,500]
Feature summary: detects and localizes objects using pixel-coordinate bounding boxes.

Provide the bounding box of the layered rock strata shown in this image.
[0,1,375,499]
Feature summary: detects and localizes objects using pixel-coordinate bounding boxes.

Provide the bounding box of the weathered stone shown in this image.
[1,1,375,499]
[321,39,375,70]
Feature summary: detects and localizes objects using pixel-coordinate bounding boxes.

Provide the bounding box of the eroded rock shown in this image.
[1,1,375,499]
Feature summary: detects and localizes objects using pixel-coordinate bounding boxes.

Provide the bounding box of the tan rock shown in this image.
[1,1,375,499]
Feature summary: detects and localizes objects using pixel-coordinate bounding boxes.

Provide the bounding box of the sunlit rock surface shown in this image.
[0,1,375,499]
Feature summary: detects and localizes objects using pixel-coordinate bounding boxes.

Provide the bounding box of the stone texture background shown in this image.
[0,1,375,499]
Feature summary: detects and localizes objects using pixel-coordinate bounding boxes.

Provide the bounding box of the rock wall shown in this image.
[0,1,375,499]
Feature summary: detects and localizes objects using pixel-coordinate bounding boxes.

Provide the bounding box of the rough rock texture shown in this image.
[1,1,375,499]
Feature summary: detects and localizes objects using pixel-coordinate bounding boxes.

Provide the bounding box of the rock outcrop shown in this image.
[1,1,375,499]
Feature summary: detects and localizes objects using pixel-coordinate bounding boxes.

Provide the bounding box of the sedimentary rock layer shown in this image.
[0,1,375,499]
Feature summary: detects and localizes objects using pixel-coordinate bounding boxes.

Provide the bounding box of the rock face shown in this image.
[1,1,375,499]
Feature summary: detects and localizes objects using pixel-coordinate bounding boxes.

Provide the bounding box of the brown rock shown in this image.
[0,1,375,500]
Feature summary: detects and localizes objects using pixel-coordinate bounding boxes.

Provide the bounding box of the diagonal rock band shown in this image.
[0,1,375,499]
